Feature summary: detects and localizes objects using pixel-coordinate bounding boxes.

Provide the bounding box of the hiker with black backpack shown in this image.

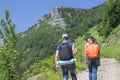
[55,34,78,80]
[84,36,100,80]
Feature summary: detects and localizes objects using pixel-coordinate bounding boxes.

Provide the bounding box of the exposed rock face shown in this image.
[48,7,67,28]
[21,7,67,37]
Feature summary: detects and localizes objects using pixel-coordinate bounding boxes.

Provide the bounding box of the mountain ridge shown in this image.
[16,0,120,79]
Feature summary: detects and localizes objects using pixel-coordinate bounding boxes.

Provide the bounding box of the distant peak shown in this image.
[48,7,67,28]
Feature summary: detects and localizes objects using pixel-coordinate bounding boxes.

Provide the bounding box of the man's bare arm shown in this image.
[72,44,78,55]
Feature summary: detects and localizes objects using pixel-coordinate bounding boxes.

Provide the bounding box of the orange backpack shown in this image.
[86,44,99,59]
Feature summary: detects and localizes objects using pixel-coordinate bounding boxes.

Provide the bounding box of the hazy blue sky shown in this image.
[0,0,107,33]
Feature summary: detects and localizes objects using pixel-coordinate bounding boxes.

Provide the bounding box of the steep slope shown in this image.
[16,4,106,79]
[100,25,120,61]
[26,24,120,80]
[76,24,120,60]
[20,0,120,79]
[98,0,120,38]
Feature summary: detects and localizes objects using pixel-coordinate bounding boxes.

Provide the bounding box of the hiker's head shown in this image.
[62,34,69,40]
[86,36,95,44]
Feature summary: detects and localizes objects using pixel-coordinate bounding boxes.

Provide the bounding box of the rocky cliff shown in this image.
[48,7,67,28]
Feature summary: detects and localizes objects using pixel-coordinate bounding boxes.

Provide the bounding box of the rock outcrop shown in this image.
[48,7,67,28]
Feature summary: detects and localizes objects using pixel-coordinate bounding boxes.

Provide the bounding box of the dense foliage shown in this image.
[0,9,21,80]
[59,5,105,40]
[98,0,120,38]
[17,23,65,74]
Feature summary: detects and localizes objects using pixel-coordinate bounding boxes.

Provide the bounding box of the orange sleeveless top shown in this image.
[86,44,99,59]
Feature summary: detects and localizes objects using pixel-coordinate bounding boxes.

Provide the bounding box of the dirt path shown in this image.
[76,58,120,80]
[28,58,120,80]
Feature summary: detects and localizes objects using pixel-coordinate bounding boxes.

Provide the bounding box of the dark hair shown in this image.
[86,36,98,44]
[92,38,96,43]
[85,36,94,41]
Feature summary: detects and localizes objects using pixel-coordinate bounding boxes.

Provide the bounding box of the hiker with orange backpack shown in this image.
[55,34,77,80]
[84,36,100,80]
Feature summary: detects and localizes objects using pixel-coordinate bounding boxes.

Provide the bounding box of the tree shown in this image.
[98,0,120,38]
[0,9,22,80]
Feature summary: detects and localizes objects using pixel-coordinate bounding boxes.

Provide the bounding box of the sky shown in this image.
[0,0,107,33]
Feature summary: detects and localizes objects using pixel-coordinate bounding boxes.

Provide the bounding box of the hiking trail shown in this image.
[76,58,120,80]
[28,58,120,80]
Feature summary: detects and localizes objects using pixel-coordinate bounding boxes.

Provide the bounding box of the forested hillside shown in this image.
[0,0,120,80]
[16,0,120,79]
[16,4,105,79]
[98,0,120,38]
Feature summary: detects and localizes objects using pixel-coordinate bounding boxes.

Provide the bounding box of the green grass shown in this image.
[100,25,120,61]
[26,25,120,80]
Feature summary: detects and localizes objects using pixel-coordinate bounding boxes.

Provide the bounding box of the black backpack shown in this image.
[59,43,73,60]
